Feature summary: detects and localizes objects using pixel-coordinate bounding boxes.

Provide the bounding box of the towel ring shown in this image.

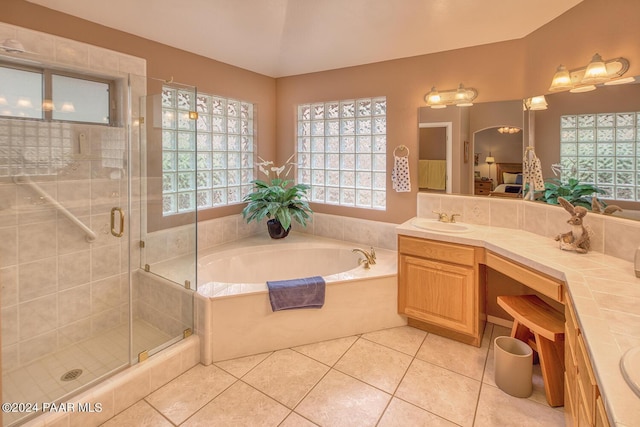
[393,145,409,157]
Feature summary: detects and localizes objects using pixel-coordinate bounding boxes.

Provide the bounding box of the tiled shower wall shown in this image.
[0,22,146,373]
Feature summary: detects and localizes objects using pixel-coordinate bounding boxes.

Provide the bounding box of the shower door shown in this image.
[0,63,135,426]
[134,80,196,361]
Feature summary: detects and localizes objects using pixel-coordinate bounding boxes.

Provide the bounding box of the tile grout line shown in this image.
[470,323,494,426]
[372,330,430,426]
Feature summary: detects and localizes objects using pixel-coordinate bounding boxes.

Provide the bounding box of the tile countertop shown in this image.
[396,218,640,427]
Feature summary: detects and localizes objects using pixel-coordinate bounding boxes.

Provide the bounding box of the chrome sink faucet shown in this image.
[432,211,461,223]
[352,247,377,269]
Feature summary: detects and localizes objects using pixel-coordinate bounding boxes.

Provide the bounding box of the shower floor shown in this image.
[2,319,172,427]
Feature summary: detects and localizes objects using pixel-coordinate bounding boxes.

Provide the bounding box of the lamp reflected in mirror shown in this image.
[486,153,495,185]
[525,95,548,111]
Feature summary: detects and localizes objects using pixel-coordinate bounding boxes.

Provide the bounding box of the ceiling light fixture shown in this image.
[497,126,521,134]
[548,53,630,93]
[425,83,477,109]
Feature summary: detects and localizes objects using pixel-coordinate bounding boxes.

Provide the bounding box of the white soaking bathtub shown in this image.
[195,232,405,363]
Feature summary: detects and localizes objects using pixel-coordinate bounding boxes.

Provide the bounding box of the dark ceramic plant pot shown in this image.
[267,219,291,239]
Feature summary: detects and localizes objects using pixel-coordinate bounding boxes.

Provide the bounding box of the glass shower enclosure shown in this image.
[0,55,194,426]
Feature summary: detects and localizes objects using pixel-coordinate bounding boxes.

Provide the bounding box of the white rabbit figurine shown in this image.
[554,197,592,254]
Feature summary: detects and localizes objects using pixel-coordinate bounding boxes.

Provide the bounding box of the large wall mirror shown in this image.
[418,100,524,196]
[531,77,640,220]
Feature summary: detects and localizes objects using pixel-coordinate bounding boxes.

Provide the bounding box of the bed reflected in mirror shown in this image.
[489,162,523,198]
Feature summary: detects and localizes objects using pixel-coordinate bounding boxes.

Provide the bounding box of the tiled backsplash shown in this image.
[418,193,640,262]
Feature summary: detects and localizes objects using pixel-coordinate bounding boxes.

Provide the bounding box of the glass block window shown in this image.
[560,112,640,201]
[297,97,386,209]
[161,86,254,215]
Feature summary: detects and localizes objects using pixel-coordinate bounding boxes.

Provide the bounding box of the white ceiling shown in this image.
[27,0,582,78]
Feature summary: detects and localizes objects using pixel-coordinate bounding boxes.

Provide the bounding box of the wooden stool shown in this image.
[497,294,565,407]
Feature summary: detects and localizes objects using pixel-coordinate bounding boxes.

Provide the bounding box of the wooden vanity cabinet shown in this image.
[564,292,611,427]
[397,235,485,347]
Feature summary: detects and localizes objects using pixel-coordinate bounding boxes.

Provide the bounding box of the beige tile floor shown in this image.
[101,323,565,427]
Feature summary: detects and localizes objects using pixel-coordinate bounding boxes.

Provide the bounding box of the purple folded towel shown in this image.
[266,276,325,311]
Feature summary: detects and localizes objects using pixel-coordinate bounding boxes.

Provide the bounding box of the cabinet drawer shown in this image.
[565,295,578,352]
[577,334,598,423]
[398,236,475,266]
[565,326,577,385]
[485,251,564,302]
[475,181,491,189]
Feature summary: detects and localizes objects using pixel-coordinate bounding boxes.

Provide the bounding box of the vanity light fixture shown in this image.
[497,126,521,134]
[524,95,548,111]
[425,86,445,109]
[548,53,630,93]
[425,83,477,108]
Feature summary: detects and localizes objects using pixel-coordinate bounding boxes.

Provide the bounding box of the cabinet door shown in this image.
[399,254,475,335]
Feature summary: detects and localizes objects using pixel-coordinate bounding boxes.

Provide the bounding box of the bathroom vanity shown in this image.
[396,217,638,427]
[564,290,611,427]
[398,236,485,346]
[397,235,564,347]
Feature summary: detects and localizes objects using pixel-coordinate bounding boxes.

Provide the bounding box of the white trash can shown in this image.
[494,336,533,398]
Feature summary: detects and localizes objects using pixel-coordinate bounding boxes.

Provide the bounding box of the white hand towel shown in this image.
[392,154,411,192]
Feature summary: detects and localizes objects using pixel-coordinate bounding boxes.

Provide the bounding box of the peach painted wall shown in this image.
[5,0,640,225]
[277,0,640,224]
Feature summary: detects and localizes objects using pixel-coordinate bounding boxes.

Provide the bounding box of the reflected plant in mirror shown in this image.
[537,177,606,210]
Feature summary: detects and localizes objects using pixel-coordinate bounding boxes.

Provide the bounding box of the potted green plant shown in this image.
[242,154,312,239]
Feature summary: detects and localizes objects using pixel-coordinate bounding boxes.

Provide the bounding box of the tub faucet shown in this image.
[352,247,377,269]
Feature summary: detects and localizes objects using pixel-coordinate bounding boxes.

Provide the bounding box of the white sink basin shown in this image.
[621,346,640,398]
[411,218,471,233]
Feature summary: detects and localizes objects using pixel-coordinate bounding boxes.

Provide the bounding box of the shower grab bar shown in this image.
[13,176,97,242]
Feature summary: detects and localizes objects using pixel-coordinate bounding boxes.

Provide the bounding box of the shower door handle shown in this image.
[110,207,125,237]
